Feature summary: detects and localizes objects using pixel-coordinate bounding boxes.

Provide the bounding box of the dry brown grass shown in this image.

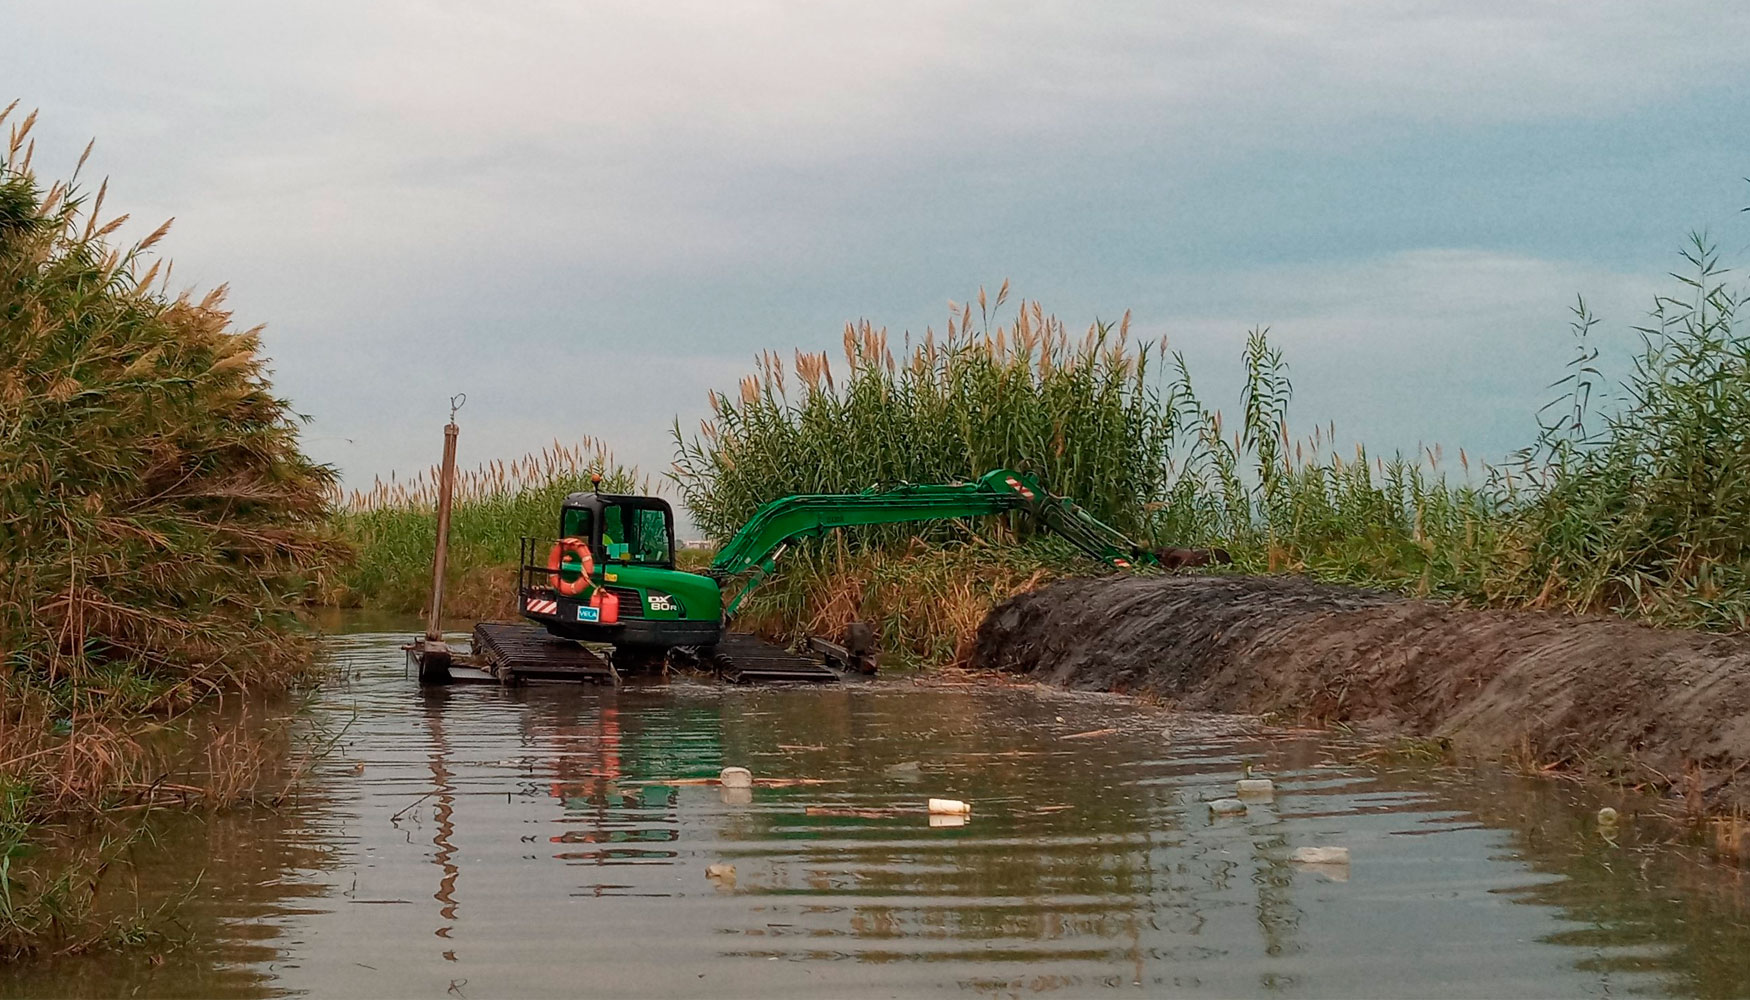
[1712,812,1750,861]
[1,688,311,816]
[735,537,1066,668]
[0,698,320,959]
[0,106,339,955]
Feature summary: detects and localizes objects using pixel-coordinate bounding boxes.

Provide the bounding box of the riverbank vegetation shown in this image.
[344,220,1750,665]
[675,220,1750,660]
[330,217,1749,671]
[0,108,337,956]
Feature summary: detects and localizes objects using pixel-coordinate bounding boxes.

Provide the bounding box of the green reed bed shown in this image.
[1492,236,1750,628]
[669,290,1495,660]
[674,216,1750,660]
[1137,328,1499,596]
[674,284,1175,542]
[1192,229,1750,628]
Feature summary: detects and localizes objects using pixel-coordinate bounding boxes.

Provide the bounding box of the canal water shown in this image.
[5,623,1750,998]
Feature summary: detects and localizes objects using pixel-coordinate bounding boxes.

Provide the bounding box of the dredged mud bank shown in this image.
[974,575,1750,817]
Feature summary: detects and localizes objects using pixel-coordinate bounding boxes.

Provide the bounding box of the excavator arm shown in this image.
[709,469,1157,619]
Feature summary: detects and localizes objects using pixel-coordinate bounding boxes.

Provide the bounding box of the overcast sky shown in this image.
[10,1,1749,496]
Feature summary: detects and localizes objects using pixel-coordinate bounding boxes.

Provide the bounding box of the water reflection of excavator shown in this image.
[530,696,732,869]
[506,469,1223,673]
[542,703,667,866]
[544,704,620,807]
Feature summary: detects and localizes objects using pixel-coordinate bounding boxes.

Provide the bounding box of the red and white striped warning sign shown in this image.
[525,597,559,615]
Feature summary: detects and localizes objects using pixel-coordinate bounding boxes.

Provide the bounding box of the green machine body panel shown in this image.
[518,492,722,647]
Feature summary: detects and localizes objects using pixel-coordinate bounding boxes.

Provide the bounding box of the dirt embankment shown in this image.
[973,575,1750,813]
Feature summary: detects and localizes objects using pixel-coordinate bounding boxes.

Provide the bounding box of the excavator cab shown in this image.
[518,490,724,649]
[558,494,676,570]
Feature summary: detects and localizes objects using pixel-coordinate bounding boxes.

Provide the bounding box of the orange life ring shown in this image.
[548,537,594,597]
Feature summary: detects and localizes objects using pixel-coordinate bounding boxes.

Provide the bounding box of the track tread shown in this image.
[473,622,614,683]
[708,633,840,684]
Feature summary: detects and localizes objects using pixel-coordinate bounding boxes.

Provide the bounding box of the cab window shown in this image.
[600,504,671,565]
[560,507,592,540]
[601,505,627,561]
[633,507,671,564]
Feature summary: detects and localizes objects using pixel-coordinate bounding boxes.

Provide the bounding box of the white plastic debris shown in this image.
[719,766,753,788]
[1236,778,1275,799]
[1597,806,1619,825]
[928,797,971,816]
[705,862,736,881]
[1290,846,1350,865]
[928,813,967,828]
[1207,798,1247,816]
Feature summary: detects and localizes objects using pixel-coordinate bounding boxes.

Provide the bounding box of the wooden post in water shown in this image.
[412,394,465,684]
[425,403,461,642]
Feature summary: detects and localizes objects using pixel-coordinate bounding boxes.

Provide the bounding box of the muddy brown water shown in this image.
[5,619,1750,999]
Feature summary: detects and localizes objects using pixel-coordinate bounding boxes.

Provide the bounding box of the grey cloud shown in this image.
[8,0,1746,492]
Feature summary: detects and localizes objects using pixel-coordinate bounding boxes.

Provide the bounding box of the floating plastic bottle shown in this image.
[1236,778,1275,799]
[1207,798,1247,815]
[928,797,971,815]
[1290,846,1350,865]
[719,766,753,788]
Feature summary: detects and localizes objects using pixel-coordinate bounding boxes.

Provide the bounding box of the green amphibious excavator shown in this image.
[512,468,1181,671]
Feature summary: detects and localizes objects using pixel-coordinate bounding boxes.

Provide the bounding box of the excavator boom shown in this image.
[708,469,1156,618]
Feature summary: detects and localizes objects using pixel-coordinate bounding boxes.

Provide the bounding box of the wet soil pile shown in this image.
[974,575,1750,812]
